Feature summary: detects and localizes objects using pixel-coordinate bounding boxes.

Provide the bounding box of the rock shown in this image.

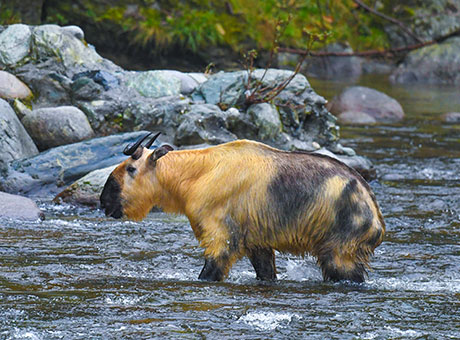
[313,148,376,181]
[72,70,119,91]
[123,70,182,98]
[0,191,44,221]
[12,99,32,120]
[384,1,460,49]
[328,86,405,123]
[0,99,38,168]
[156,70,207,95]
[195,71,247,107]
[0,24,32,68]
[175,104,237,145]
[337,111,377,125]
[0,131,155,197]
[21,106,95,151]
[61,25,85,40]
[361,59,394,75]
[390,37,460,85]
[54,165,117,206]
[303,43,363,80]
[14,60,73,107]
[247,103,282,140]
[440,112,460,123]
[31,24,119,71]
[194,68,338,148]
[0,71,33,100]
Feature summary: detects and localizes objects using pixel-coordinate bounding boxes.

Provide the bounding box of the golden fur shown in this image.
[109,139,385,281]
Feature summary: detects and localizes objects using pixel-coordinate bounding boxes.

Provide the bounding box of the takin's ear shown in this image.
[149,144,174,166]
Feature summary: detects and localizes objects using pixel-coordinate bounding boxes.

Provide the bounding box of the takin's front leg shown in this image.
[247,247,277,280]
[196,217,243,282]
[198,257,225,281]
[198,252,241,281]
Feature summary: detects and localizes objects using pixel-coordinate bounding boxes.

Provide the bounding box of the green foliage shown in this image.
[0,5,21,24]
[1,0,412,54]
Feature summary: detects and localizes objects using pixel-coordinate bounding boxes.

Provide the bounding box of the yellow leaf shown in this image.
[215,23,226,36]
[323,15,333,24]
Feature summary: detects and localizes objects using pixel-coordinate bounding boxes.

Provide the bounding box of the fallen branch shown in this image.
[278,26,460,58]
[278,40,434,58]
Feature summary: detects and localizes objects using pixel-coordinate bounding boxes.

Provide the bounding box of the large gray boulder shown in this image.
[390,37,460,85]
[21,106,94,151]
[328,86,405,123]
[247,103,282,140]
[0,24,32,68]
[31,24,118,71]
[123,70,182,98]
[0,191,44,221]
[0,99,38,168]
[0,131,157,197]
[175,104,237,145]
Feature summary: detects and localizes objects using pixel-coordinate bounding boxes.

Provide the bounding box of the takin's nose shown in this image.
[100,175,124,219]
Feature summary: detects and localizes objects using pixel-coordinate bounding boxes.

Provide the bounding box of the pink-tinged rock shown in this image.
[337,111,377,125]
[328,86,404,123]
[0,191,44,221]
[0,70,33,100]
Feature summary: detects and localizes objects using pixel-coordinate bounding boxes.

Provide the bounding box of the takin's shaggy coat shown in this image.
[100,133,385,283]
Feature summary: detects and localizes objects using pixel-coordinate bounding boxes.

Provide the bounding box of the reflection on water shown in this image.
[1,76,459,339]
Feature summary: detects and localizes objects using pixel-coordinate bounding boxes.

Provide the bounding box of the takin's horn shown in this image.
[123,132,152,156]
[144,132,161,149]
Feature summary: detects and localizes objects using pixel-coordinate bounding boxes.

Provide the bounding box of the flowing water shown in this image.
[1,76,459,339]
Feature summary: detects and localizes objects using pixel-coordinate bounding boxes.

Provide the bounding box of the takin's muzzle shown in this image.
[100,174,123,219]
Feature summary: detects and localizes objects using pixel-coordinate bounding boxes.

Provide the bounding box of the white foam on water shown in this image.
[368,276,460,293]
[104,295,142,306]
[278,256,321,282]
[238,311,300,331]
[155,268,197,281]
[361,326,422,339]
[9,329,42,340]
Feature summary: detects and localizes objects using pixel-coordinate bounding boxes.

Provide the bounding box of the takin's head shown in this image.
[100,132,173,220]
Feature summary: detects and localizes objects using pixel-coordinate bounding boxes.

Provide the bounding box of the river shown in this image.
[1,76,459,339]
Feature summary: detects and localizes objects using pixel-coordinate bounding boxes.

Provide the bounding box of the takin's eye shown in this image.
[126,165,137,176]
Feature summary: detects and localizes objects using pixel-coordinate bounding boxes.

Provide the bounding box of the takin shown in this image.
[100,132,385,283]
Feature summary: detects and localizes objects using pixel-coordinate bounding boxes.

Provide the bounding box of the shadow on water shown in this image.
[1,75,459,339]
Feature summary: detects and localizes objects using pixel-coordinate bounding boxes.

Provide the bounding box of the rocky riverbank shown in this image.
[0,24,380,213]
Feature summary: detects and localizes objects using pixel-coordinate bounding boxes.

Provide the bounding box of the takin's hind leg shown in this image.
[247,247,277,280]
[317,251,367,283]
